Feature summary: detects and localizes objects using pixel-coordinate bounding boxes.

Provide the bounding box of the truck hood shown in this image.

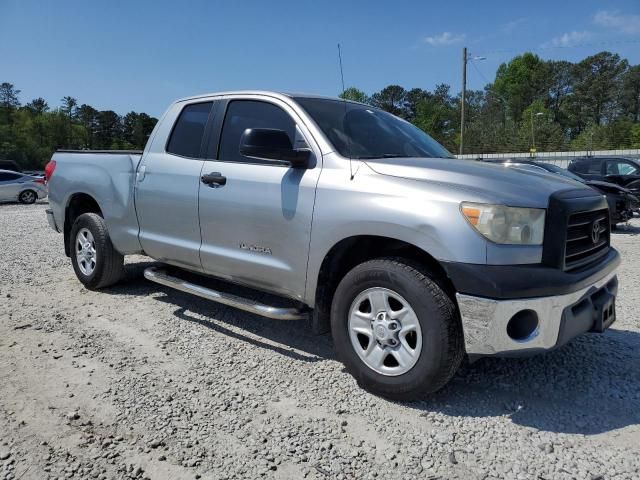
[364,157,592,208]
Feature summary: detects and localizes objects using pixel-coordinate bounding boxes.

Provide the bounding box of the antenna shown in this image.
[338,43,355,180]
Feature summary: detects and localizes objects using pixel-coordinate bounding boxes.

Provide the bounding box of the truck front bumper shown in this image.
[443,249,620,358]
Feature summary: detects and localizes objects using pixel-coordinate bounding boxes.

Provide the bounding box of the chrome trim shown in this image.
[143,267,307,321]
[457,270,618,356]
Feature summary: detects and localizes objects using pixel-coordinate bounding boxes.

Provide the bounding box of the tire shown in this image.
[70,213,124,290]
[18,190,37,204]
[330,257,464,401]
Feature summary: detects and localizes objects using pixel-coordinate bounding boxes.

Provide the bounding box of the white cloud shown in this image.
[423,32,466,46]
[544,30,592,48]
[594,10,640,35]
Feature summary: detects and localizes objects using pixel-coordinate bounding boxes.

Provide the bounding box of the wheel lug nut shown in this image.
[389,339,396,345]
[389,323,397,330]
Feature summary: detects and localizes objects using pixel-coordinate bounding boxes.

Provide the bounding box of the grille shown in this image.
[565,209,609,271]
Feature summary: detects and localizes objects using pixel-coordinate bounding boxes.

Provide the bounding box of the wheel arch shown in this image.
[63,193,103,257]
[310,235,456,335]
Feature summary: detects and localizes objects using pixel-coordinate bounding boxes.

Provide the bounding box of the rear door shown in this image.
[135,100,216,271]
[197,97,321,300]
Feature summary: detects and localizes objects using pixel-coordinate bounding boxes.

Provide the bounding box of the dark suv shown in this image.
[568,157,640,201]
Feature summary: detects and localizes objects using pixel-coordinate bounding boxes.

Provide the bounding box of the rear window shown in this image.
[166,102,213,158]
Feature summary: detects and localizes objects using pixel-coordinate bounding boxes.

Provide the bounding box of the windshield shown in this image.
[294,97,453,160]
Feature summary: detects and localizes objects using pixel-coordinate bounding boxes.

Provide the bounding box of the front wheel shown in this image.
[18,190,37,204]
[70,213,124,290]
[330,258,464,400]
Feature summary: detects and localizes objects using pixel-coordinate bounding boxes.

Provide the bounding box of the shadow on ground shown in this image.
[612,223,640,235]
[105,259,640,435]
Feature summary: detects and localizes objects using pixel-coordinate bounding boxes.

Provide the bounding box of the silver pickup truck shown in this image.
[45,91,620,400]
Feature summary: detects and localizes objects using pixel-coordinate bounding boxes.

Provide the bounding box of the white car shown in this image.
[0,169,48,204]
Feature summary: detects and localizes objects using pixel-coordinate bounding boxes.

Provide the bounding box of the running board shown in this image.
[143,267,307,321]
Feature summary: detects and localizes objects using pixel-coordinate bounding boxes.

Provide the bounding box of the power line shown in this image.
[471,38,640,58]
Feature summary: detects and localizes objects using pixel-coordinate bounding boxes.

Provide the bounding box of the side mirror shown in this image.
[239,128,311,169]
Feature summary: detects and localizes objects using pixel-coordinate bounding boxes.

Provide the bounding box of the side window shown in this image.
[218,100,296,163]
[0,172,20,181]
[605,161,619,175]
[587,159,603,174]
[614,161,638,176]
[166,102,213,158]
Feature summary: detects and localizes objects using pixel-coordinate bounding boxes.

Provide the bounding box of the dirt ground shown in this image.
[1,202,639,480]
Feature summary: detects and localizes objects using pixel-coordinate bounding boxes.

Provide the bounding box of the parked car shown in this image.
[0,169,48,204]
[568,156,640,201]
[481,159,637,225]
[45,91,619,400]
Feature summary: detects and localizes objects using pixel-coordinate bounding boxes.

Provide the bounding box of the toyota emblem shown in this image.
[591,220,601,244]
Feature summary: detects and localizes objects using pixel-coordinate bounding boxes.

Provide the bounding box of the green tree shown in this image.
[493,53,549,122]
[339,87,369,104]
[518,100,565,152]
[545,60,573,127]
[570,52,628,126]
[25,97,49,114]
[404,88,429,122]
[620,65,640,122]
[413,85,457,151]
[61,96,78,119]
[370,85,407,117]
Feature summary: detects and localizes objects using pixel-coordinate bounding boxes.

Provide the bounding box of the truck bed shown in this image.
[47,150,144,255]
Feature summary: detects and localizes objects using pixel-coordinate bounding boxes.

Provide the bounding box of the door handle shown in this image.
[136,165,146,183]
[201,172,227,187]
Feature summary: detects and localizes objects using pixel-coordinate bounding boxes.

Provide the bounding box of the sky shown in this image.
[1,0,640,118]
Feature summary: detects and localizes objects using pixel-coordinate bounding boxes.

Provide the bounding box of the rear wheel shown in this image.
[330,258,463,400]
[18,190,37,204]
[70,213,124,289]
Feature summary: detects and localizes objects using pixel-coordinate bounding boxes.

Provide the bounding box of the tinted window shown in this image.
[586,159,603,174]
[606,160,638,176]
[166,102,213,158]
[295,97,452,159]
[219,101,296,163]
[0,172,21,181]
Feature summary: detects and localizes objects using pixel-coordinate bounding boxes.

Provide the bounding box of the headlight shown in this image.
[460,202,545,245]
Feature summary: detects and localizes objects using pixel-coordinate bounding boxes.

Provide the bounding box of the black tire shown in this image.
[18,190,37,204]
[70,213,124,290]
[330,258,464,401]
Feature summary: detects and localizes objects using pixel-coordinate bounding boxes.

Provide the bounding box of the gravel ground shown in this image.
[1,202,639,480]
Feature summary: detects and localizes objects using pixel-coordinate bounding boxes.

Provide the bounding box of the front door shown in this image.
[136,101,214,271]
[198,98,321,300]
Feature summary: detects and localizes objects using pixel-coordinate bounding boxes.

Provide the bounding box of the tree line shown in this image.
[2,49,640,168]
[0,84,158,170]
[341,51,640,155]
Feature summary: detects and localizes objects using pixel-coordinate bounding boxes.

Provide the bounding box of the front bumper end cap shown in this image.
[457,270,618,357]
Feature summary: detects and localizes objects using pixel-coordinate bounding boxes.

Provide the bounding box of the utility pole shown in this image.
[530,110,536,155]
[460,47,467,156]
